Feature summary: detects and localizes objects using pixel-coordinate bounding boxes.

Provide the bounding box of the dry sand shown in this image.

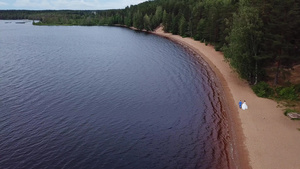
[153,27,300,169]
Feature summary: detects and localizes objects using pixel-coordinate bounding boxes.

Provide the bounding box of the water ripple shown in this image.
[0,22,231,169]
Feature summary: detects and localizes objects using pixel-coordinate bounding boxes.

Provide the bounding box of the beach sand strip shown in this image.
[152,26,300,169]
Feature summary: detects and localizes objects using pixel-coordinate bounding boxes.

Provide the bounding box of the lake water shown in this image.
[0,20,232,169]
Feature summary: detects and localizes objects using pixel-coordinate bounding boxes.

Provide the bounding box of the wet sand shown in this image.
[152,27,300,169]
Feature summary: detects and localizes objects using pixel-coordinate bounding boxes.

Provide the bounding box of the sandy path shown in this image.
[153,27,300,169]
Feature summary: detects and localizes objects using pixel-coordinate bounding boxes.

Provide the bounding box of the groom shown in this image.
[239,100,242,109]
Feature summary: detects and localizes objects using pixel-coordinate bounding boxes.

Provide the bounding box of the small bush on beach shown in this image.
[276,86,299,101]
[253,82,299,101]
[214,43,222,51]
[252,82,274,98]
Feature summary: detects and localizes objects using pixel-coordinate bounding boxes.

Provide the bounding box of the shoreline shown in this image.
[151,27,250,169]
[152,27,300,169]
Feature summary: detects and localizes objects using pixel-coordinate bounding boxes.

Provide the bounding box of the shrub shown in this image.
[214,43,223,51]
[277,86,299,101]
[294,84,300,93]
[252,81,274,98]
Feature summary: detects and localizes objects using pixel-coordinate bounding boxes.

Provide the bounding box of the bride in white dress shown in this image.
[242,101,248,110]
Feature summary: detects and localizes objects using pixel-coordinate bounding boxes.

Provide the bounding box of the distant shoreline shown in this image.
[151,26,300,169]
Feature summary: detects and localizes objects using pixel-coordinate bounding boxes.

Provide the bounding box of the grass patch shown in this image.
[252,82,300,117]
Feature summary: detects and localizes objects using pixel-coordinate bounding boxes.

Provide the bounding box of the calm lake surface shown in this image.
[0,20,231,169]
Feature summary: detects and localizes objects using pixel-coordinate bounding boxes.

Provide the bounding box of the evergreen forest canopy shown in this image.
[1,0,300,86]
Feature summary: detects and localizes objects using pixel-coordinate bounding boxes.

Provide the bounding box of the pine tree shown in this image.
[179,15,187,36]
[143,14,151,31]
[261,0,300,85]
[133,10,143,30]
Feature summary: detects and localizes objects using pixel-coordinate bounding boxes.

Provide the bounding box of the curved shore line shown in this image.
[151,27,250,169]
[150,27,300,169]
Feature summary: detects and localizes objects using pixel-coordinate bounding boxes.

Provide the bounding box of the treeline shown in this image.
[0,10,124,26]
[1,0,299,85]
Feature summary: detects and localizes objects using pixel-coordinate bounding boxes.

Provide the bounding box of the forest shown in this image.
[1,0,300,102]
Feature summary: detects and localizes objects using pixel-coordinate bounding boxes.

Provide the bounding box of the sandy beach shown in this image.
[153,27,300,169]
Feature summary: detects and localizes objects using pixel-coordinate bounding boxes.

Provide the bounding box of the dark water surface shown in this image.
[0,20,231,169]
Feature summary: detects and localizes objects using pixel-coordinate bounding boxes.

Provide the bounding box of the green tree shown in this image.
[224,0,264,83]
[179,15,187,36]
[195,18,206,41]
[261,0,300,85]
[162,10,171,31]
[143,14,151,31]
[133,10,143,30]
[171,13,179,34]
[153,6,163,27]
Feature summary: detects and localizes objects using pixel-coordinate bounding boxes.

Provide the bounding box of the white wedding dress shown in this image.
[242,102,248,110]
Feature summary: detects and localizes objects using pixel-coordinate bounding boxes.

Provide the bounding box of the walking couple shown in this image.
[239,100,248,110]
